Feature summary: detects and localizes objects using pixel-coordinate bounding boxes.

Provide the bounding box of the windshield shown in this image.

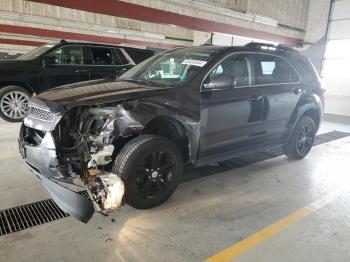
[17,44,55,60]
[119,48,218,87]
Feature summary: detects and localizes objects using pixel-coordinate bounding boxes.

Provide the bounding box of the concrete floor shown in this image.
[0,114,350,261]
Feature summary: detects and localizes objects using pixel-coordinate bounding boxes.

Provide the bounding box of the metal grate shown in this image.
[0,199,69,236]
[28,106,54,121]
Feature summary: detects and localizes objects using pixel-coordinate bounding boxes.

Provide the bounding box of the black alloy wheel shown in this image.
[296,124,315,156]
[135,150,177,200]
[112,135,183,209]
[284,115,316,160]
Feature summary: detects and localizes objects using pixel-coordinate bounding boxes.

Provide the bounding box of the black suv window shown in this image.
[51,46,84,64]
[207,54,256,88]
[90,47,115,65]
[258,54,299,84]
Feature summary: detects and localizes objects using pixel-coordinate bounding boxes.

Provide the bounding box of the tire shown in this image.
[283,115,316,160]
[0,85,30,122]
[112,135,183,209]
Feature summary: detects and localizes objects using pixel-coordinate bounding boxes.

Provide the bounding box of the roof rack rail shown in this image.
[245,42,298,53]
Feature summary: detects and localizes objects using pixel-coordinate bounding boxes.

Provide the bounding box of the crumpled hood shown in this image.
[36,79,169,109]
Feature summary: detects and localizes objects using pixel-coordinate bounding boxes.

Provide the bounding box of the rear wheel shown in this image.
[112,135,183,209]
[283,116,316,160]
[0,85,30,122]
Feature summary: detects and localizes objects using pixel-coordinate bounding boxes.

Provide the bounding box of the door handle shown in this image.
[292,87,301,95]
[75,69,88,73]
[249,95,263,103]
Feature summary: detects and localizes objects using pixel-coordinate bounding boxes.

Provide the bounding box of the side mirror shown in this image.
[203,75,234,89]
[42,55,56,67]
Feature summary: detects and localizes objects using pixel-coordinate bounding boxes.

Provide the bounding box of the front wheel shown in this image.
[112,135,183,209]
[283,116,316,160]
[0,85,30,122]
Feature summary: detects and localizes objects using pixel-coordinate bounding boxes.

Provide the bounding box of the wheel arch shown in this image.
[0,82,35,94]
[144,115,192,163]
[288,93,323,130]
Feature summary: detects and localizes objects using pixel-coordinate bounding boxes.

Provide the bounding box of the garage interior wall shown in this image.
[322,0,350,116]
[0,0,319,55]
[0,0,338,115]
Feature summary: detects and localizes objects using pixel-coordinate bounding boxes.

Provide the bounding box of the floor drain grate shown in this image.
[0,199,69,236]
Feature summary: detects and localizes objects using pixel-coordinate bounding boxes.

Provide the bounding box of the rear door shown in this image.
[87,46,128,80]
[38,45,89,92]
[255,54,302,142]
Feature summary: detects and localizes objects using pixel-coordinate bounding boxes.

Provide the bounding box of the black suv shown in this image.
[0,40,155,122]
[19,43,324,222]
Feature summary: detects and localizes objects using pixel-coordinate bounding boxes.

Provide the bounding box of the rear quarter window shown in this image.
[289,56,320,84]
[258,54,300,84]
[90,47,115,65]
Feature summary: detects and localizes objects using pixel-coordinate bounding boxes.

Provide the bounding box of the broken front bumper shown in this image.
[18,115,95,223]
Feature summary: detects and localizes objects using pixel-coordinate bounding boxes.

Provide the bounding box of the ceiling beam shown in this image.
[28,0,303,46]
[0,24,181,49]
[0,38,45,47]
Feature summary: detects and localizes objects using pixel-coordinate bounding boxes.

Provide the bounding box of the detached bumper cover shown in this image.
[40,176,94,223]
[19,122,95,223]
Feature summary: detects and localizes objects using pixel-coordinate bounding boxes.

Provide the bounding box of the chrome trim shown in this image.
[24,103,62,132]
[24,114,62,132]
[200,51,302,92]
[28,106,54,122]
[119,48,136,65]
[47,44,135,66]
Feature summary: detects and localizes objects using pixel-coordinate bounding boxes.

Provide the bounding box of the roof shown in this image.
[168,42,301,57]
[54,39,151,51]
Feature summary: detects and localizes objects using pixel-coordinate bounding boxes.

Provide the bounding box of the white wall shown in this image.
[322,0,350,116]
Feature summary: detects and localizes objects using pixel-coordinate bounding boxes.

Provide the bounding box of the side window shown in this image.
[205,54,256,89]
[90,47,114,65]
[258,55,299,84]
[123,48,154,64]
[51,46,84,64]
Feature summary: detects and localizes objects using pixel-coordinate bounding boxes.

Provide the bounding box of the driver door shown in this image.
[38,45,90,92]
[198,53,267,160]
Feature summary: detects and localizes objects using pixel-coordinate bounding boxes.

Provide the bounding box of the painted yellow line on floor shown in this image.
[205,208,312,262]
[205,187,349,262]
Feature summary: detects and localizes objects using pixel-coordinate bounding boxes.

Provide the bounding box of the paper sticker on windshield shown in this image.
[181,59,207,67]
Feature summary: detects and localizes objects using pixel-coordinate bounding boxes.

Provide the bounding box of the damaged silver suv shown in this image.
[18,43,324,222]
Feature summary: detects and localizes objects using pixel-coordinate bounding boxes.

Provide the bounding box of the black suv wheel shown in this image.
[112,135,183,209]
[283,115,316,160]
[0,85,30,122]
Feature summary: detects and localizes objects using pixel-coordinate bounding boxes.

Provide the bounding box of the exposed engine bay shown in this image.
[20,102,147,219]
[19,83,198,223]
[53,105,145,214]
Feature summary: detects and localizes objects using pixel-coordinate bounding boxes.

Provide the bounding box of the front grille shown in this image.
[28,106,54,121]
